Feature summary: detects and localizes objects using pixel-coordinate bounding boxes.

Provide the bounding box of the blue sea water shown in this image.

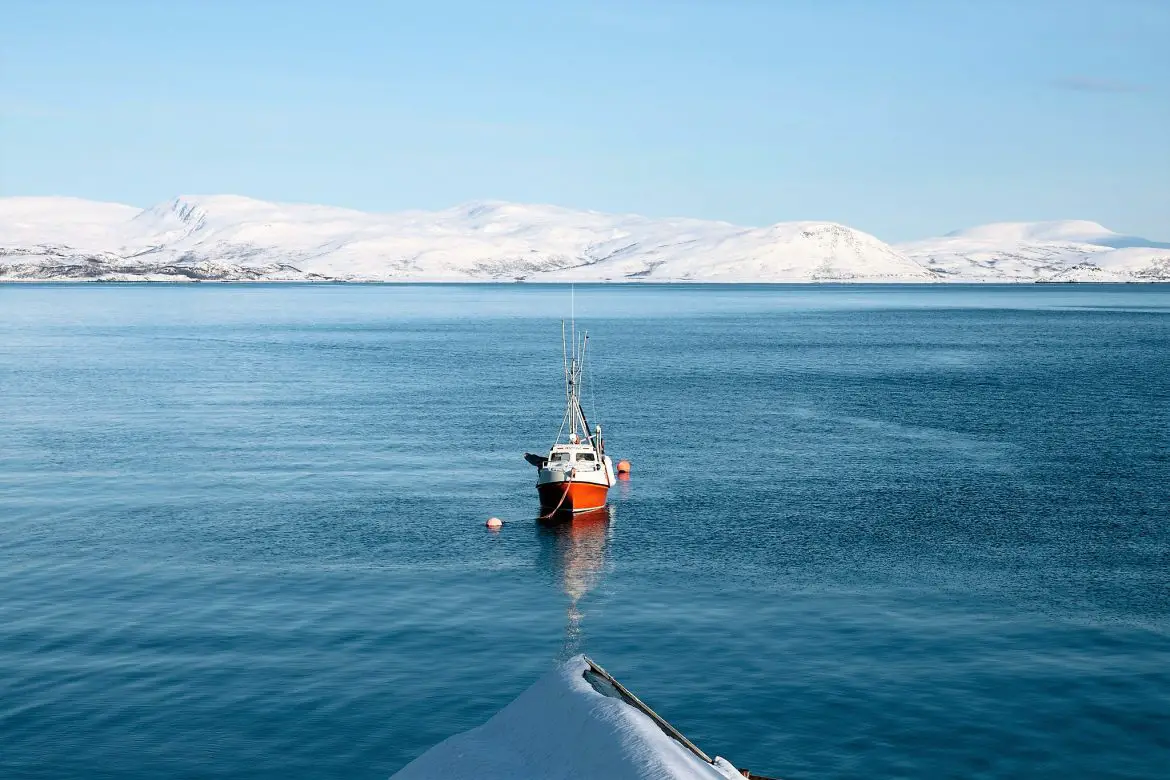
[1,283,1168,780]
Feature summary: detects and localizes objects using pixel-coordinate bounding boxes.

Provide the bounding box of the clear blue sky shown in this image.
[2,0,1167,240]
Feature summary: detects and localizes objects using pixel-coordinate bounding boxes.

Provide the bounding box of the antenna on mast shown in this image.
[561,319,569,402]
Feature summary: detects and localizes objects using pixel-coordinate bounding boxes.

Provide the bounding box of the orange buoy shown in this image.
[616,460,631,475]
[485,517,503,530]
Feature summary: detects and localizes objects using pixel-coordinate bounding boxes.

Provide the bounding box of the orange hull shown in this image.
[538,480,609,514]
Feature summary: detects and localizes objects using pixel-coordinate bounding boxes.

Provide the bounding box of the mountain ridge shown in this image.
[2,195,1166,283]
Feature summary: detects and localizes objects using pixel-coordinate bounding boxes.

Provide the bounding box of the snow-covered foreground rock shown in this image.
[390,656,742,780]
[1,195,1166,282]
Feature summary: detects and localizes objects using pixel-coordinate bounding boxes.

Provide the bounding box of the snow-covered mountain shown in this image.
[1,195,1166,282]
[898,220,1170,282]
[0,195,934,282]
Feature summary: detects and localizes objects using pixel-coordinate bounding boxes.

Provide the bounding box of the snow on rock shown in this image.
[390,656,741,780]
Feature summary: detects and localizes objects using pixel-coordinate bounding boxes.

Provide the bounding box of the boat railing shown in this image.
[582,655,782,780]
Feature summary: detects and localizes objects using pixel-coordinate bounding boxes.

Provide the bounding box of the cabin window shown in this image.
[576,452,596,462]
[550,453,570,463]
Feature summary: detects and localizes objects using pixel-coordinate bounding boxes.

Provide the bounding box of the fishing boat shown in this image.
[525,322,616,517]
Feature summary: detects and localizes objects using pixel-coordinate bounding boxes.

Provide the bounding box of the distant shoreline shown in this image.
[2,279,1165,286]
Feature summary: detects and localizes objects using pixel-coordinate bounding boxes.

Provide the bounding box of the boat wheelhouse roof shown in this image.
[550,442,599,451]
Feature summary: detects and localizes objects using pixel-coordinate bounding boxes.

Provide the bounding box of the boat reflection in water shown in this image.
[537,505,614,656]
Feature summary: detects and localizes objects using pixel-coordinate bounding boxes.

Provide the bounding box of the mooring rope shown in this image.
[538,471,575,520]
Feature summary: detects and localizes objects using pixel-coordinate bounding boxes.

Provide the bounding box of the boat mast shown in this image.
[567,329,581,440]
[571,285,579,441]
[560,285,599,452]
[562,319,571,410]
[576,333,598,452]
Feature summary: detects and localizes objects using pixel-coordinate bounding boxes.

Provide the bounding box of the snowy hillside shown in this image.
[0,195,932,282]
[1,195,1166,282]
[899,220,1170,282]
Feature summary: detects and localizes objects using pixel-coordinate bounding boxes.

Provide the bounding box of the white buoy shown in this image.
[485,517,504,530]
